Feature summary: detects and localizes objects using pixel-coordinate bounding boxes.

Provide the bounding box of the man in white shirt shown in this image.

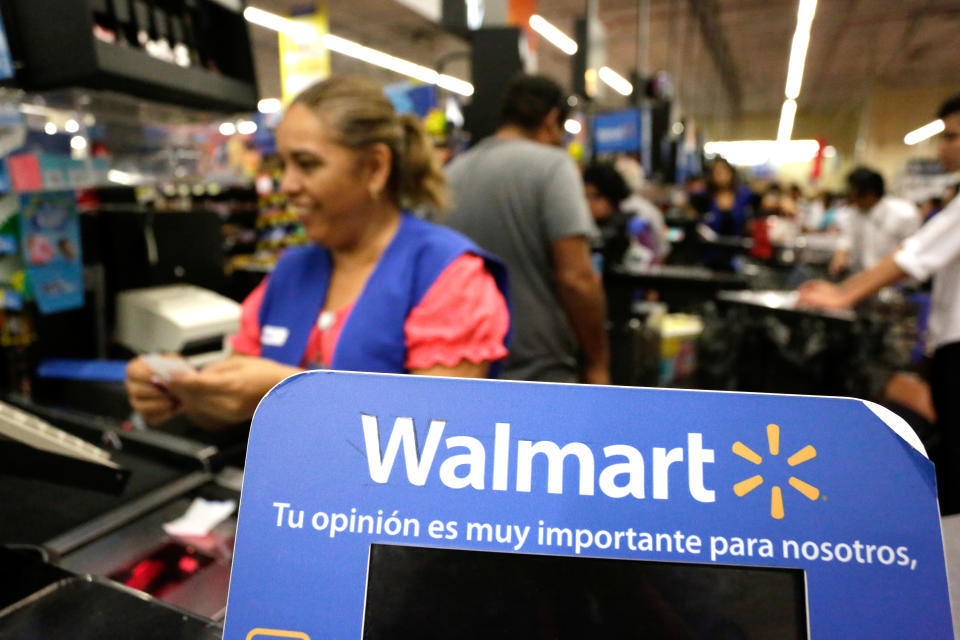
[798,93,960,513]
[829,167,920,275]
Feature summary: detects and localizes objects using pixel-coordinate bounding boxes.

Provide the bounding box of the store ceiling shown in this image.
[246,0,960,124]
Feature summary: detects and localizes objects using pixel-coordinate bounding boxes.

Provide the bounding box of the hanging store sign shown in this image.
[593,108,642,154]
[279,4,330,102]
[18,191,83,314]
[223,371,951,639]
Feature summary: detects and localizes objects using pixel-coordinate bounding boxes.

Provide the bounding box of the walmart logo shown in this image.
[732,424,819,520]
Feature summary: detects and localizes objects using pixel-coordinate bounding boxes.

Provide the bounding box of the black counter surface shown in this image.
[0,447,184,546]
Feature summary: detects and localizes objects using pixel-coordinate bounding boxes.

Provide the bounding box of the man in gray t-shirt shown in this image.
[446,75,608,383]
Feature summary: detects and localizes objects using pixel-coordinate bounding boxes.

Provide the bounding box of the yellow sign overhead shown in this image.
[279,4,330,102]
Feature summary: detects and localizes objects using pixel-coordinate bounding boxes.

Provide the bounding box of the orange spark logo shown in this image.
[732,423,819,520]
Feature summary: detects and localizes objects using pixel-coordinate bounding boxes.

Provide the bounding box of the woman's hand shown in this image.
[124,356,184,426]
[166,355,303,428]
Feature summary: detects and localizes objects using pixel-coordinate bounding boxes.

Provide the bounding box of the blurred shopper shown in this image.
[828,167,919,275]
[797,93,960,513]
[445,74,608,384]
[808,190,842,232]
[583,161,667,271]
[681,175,707,217]
[780,183,812,232]
[126,76,510,429]
[749,185,782,260]
[697,157,753,236]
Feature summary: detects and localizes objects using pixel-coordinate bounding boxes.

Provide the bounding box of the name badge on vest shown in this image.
[261,325,289,347]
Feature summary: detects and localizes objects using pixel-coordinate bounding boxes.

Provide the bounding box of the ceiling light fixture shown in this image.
[777,99,797,143]
[703,139,820,167]
[598,66,633,96]
[529,15,578,55]
[784,0,817,100]
[243,7,312,40]
[321,34,474,96]
[904,119,945,145]
[219,122,237,136]
[564,119,582,135]
[244,7,474,97]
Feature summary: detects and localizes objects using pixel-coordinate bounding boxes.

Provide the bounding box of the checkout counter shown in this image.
[0,283,248,635]
[605,263,748,386]
[708,290,859,395]
[0,397,243,631]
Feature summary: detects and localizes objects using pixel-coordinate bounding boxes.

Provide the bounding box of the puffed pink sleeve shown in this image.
[229,278,268,357]
[404,253,509,371]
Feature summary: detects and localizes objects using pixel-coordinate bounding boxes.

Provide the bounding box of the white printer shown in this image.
[114,285,241,364]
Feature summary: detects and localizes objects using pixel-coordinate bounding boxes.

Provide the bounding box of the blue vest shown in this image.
[257,213,510,377]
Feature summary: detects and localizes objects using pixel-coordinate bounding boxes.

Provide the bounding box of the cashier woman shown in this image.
[125,76,510,429]
[797,93,960,513]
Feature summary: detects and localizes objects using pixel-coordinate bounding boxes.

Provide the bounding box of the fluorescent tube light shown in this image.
[320,34,436,84]
[598,66,633,96]
[777,99,797,142]
[904,119,944,145]
[436,74,475,97]
[784,0,817,99]
[320,34,474,96]
[245,7,475,97]
[703,139,819,166]
[529,15,578,55]
[243,7,311,40]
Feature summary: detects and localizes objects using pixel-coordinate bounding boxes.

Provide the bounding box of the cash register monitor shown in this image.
[362,543,808,640]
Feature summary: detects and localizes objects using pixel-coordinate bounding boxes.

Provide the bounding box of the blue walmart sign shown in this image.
[224,372,951,639]
[593,109,642,153]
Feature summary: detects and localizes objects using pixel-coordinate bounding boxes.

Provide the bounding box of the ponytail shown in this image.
[396,113,447,213]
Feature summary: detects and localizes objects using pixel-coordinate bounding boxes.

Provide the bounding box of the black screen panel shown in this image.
[363,543,807,640]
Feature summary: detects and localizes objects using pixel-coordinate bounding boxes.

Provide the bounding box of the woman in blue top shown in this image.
[702,157,753,236]
[125,76,510,429]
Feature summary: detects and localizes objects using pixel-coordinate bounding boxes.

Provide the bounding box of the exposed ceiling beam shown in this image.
[687,0,742,116]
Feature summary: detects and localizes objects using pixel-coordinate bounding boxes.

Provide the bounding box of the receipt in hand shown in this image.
[143,353,195,382]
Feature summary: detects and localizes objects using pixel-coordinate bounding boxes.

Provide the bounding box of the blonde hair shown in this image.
[292,76,447,212]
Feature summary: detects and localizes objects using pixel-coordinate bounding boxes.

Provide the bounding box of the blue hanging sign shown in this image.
[19,191,84,314]
[224,372,951,639]
[593,109,642,154]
